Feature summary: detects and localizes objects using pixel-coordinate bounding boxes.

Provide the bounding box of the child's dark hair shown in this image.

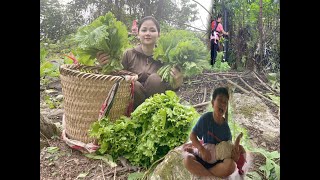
[138,16,160,33]
[216,13,222,19]
[212,87,229,100]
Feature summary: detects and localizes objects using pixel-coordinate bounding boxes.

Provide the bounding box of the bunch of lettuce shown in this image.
[89,91,200,168]
[153,30,208,86]
[73,12,130,74]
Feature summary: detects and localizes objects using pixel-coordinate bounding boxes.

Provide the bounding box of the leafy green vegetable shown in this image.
[73,12,130,74]
[153,30,208,86]
[89,90,200,168]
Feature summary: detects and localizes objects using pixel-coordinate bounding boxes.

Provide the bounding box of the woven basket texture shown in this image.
[60,64,132,143]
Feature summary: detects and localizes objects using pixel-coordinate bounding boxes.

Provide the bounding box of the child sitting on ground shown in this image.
[183,87,246,177]
[184,132,246,175]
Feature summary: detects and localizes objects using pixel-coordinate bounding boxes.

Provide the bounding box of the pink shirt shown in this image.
[210,23,224,41]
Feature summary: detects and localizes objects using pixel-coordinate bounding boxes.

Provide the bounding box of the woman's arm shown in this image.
[218,24,229,36]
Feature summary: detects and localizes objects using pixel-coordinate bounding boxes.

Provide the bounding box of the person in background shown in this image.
[210,14,229,66]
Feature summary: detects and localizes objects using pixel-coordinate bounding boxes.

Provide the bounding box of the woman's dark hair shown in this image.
[138,16,160,33]
[212,87,229,100]
[216,13,222,19]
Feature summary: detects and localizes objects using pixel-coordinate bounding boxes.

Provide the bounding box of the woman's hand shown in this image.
[96,51,110,66]
[125,74,138,82]
[170,66,183,89]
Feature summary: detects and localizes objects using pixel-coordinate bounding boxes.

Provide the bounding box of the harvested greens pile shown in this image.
[73,12,130,74]
[89,91,200,168]
[153,30,209,86]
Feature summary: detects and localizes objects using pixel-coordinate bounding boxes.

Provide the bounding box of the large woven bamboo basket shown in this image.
[59,64,134,143]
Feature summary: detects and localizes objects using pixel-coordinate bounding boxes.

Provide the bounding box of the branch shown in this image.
[101,161,106,180]
[252,71,278,95]
[190,0,212,16]
[220,76,250,94]
[238,76,277,105]
[193,101,210,108]
[202,87,207,103]
[162,18,207,32]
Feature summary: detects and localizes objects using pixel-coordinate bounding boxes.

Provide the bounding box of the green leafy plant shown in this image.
[249,148,280,180]
[153,30,209,87]
[73,12,130,74]
[267,72,280,92]
[89,90,200,168]
[212,52,231,72]
[128,172,145,180]
[266,93,280,107]
[44,95,60,109]
[40,46,60,78]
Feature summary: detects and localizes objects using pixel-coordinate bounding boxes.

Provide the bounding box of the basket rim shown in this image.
[59,64,136,82]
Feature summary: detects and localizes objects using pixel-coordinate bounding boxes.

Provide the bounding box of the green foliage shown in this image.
[73,12,130,74]
[89,91,200,168]
[246,171,262,180]
[153,30,209,86]
[266,93,280,107]
[250,148,280,180]
[40,0,65,41]
[40,46,48,63]
[84,154,117,168]
[44,95,60,109]
[40,46,60,78]
[211,52,231,72]
[128,172,145,180]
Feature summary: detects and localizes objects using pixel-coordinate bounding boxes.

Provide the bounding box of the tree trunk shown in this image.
[259,0,263,63]
[40,113,60,139]
[155,0,164,21]
[144,0,151,16]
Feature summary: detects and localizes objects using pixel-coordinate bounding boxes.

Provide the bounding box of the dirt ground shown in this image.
[40,70,280,180]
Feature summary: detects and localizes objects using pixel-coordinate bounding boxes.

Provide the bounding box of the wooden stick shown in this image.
[252,72,278,94]
[221,76,250,94]
[202,87,207,103]
[238,76,276,105]
[40,131,52,147]
[113,167,116,180]
[193,101,210,108]
[101,161,106,180]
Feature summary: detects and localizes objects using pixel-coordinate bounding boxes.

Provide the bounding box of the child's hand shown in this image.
[231,145,240,162]
[199,147,211,162]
